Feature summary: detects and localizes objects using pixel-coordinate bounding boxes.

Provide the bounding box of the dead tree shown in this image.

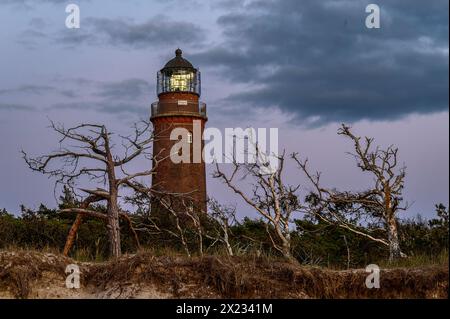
[159,195,203,257]
[208,198,237,256]
[214,151,301,262]
[293,154,389,246]
[293,124,408,261]
[23,121,160,258]
[337,124,407,260]
[124,181,201,257]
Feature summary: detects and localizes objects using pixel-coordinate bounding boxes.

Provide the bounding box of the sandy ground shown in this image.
[0,250,448,299]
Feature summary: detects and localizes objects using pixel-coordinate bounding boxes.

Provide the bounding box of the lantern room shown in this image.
[157,49,201,96]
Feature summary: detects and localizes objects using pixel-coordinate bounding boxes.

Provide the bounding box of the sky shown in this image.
[0,0,448,220]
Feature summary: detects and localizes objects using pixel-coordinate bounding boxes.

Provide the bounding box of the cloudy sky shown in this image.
[0,0,448,219]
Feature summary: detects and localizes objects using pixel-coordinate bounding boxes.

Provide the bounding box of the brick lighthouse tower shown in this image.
[150,49,207,213]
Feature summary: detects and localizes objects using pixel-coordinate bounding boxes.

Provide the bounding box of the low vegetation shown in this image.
[0,199,448,268]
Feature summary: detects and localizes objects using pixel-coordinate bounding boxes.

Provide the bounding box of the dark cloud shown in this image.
[54,32,97,48]
[28,17,48,29]
[56,16,205,49]
[0,85,76,98]
[44,78,152,117]
[49,101,148,117]
[96,79,151,100]
[192,0,449,125]
[0,103,34,111]
[0,0,89,7]
[0,85,55,95]
[0,78,151,116]
[0,0,74,3]
[0,0,90,13]
[59,90,78,98]
[51,77,97,87]
[16,29,48,49]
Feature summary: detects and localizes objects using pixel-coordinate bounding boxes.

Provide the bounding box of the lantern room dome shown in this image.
[162,49,195,70]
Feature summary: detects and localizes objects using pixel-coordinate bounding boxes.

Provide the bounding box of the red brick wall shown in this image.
[151,92,207,213]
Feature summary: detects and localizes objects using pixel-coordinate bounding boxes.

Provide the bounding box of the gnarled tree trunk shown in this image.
[63,214,83,256]
[107,203,121,258]
[386,215,401,261]
[105,133,121,259]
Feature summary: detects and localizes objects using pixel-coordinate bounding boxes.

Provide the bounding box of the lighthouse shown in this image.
[150,49,207,213]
